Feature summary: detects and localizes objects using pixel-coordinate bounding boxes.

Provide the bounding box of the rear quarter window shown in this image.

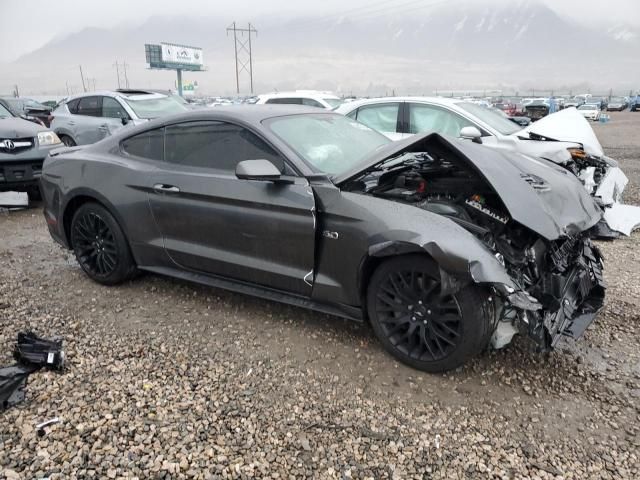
[121,128,164,160]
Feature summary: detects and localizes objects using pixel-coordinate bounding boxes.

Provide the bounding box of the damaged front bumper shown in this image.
[493,237,605,350]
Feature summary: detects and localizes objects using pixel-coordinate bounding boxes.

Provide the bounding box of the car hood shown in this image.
[335,133,601,240]
[519,107,604,156]
[0,116,48,137]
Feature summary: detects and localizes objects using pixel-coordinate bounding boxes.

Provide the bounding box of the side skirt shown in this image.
[140,265,364,322]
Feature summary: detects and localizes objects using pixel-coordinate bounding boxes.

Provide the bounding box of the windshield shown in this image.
[123,96,188,119]
[0,103,13,118]
[323,98,343,109]
[579,105,596,110]
[267,113,390,176]
[610,97,623,103]
[455,102,522,135]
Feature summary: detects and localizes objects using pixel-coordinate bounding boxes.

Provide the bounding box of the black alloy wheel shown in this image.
[70,203,136,285]
[367,255,493,372]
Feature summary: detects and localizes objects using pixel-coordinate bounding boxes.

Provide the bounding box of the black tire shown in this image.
[60,135,76,147]
[367,255,493,373]
[70,202,136,285]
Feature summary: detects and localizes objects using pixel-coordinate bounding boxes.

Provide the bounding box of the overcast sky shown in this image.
[0,0,638,63]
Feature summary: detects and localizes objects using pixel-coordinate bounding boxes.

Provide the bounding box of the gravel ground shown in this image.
[1,112,639,479]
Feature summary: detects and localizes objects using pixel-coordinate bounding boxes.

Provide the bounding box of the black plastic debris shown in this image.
[0,364,38,411]
[15,331,65,369]
[0,331,65,411]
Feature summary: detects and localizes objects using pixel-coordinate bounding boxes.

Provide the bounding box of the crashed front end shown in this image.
[341,133,606,352]
[493,232,605,350]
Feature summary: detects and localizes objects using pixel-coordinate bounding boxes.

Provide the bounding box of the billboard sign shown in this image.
[161,43,203,67]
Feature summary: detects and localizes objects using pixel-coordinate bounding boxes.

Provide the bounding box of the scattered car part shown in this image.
[0,364,38,411]
[36,417,61,437]
[0,332,65,411]
[0,191,29,208]
[15,331,65,369]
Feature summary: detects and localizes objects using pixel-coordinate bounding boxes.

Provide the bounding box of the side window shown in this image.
[409,103,474,136]
[164,121,285,173]
[102,97,129,119]
[301,98,323,108]
[346,109,358,120]
[121,128,164,160]
[76,96,102,117]
[355,103,400,133]
[266,98,302,105]
[67,99,80,114]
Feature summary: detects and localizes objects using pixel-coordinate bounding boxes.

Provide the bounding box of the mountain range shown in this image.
[2,0,638,96]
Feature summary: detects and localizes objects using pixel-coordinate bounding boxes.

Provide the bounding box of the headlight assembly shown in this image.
[37,131,62,146]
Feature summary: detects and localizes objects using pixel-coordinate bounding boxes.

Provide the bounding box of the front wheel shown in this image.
[367,255,494,373]
[70,203,136,285]
[60,135,76,147]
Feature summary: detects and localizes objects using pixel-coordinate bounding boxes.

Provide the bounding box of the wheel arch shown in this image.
[54,128,76,143]
[62,189,130,250]
[357,241,438,320]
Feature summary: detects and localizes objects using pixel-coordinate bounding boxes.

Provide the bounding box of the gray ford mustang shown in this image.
[41,106,605,372]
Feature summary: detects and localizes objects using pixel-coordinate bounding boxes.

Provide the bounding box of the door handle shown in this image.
[153,184,180,194]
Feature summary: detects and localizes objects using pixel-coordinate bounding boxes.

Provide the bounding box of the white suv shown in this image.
[51,90,188,146]
[255,91,343,110]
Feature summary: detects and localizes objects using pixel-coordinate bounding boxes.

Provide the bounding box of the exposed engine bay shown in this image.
[344,138,605,351]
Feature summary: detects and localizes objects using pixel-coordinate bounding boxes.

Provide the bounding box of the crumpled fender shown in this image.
[368,236,516,289]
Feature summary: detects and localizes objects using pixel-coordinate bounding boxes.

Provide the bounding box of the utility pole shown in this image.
[226,22,257,94]
[66,81,71,95]
[122,61,130,88]
[13,84,19,97]
[113,61,121,89]
[79,65,87,92]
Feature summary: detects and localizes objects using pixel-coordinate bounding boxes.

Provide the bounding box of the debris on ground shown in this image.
[0,191,29,210]
[0,332,64,411]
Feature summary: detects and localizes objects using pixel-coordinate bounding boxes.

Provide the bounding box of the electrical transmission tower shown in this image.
[226,22,257,94]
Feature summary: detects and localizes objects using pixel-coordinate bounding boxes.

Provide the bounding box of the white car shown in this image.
[336,97,640,236]
[577,104,601,121]
[255,91,343,110]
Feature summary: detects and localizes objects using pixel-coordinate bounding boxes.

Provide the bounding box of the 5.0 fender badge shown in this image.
[322,231,339,240]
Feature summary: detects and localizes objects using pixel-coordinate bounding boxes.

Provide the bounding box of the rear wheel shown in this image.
[70,203,136,285]
[60,135,76,147]
[367,255,493,373]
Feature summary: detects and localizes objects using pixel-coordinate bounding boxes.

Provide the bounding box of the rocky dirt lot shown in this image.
[1,112,639,479]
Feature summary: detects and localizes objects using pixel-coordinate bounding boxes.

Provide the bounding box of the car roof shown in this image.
[258,91,340,100]
[64,90,169,102]
[335,96,463,112]
[106,105,334,137]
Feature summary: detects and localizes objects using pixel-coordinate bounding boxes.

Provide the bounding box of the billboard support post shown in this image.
[177,69,183,97]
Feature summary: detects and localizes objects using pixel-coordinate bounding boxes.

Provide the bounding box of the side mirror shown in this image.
[236,159,289,183]
[460,126,483,144]
[121,116,129,125]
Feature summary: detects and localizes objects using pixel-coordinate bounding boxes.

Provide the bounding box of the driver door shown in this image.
[148,120,316,296]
